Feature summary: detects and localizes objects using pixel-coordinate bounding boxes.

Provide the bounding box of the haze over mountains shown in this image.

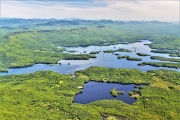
[0,18,174,28]
[1,0,179,21]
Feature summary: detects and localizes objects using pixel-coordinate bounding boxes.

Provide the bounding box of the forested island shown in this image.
[103,48,132,53]
[150,56,180,62]
[136,53,150,56]
[110,88,124,97]
[117,55,142,61]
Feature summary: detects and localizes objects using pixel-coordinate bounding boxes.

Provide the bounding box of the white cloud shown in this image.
[1,0,179,21]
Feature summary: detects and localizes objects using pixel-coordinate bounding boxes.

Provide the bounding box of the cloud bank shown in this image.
[1,0,179,21]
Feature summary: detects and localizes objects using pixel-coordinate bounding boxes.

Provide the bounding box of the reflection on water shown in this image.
[0,40,179,76]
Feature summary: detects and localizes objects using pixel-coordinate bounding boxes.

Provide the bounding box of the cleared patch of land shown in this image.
[151,77,180,90]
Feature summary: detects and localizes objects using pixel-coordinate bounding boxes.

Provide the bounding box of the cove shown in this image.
[74,81,145,105]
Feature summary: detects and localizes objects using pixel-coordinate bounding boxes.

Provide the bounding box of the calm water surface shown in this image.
[0,40,179,76]
[74,81,144,105]
[1,40,179,104]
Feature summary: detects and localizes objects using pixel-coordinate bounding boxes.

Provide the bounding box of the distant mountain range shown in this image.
[0,18,173,27]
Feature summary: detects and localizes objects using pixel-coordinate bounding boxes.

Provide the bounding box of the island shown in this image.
[136,53,150,56]
[103,48,132,53]
[117,55,142,61]
[110,88,124,97]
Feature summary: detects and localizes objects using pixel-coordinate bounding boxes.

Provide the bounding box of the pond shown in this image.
[0,40,179,76]
[74,81,144,105]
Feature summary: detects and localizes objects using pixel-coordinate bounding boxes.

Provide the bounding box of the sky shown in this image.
[1,0,179,21]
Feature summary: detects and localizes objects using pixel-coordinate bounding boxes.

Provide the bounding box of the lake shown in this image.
[74,81,144,105]
[0,40,179,104]
[0,40,179,76]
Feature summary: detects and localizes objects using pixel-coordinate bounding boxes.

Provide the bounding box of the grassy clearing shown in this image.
[151,77,180,90]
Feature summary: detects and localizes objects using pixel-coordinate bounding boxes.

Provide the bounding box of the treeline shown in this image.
[75,66,152,84]
[149,36,180,51]
[138,62,180,69]
[151,50,180,57]
[150,56,180,62]
[103,48,132,53]
[89,51,100,54]
[117,55,142,61]
[136,53,150,56]
[63,54,96,60]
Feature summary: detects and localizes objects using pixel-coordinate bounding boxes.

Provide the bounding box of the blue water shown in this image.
[0,40,179,76]
[0,40,179,104]
[74,81,144,105]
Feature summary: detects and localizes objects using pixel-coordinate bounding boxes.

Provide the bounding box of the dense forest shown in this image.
[0,18,180,119]
[0,67,179,119]
[0,19,180,71]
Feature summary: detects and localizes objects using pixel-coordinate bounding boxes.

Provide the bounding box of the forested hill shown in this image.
[0,19,179,71]
[0,18,180,119]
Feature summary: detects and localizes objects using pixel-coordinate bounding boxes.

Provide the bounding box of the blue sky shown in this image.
[1,0,179,21]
